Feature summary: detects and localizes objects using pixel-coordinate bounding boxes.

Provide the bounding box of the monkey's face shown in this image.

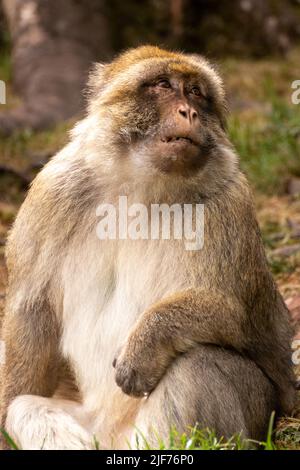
[133,73,223,176]
[89,47,228,178]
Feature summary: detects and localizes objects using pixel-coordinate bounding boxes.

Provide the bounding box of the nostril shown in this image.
[179,108,188,119]
[192,110,198,120]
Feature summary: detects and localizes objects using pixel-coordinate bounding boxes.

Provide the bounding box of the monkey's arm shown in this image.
[114,286,295,413]
[114,288,247,397]
[114,282,295,413]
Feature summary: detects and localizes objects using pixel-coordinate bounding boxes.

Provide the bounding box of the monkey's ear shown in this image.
[86,62,108,100]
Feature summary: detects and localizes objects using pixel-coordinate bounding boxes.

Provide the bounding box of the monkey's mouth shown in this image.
[160,135,198,147]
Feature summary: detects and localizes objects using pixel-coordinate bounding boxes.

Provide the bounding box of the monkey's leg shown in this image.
[0,298,59,448]
[5,395,93,450]
[132,345,278,447]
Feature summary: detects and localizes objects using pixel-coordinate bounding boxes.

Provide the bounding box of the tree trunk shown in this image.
[0,0,112,135]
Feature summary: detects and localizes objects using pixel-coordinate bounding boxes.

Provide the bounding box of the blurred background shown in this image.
[0,0,300,444]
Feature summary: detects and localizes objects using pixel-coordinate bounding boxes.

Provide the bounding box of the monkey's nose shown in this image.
[178,104,198,123]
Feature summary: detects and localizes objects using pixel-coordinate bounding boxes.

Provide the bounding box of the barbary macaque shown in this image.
[0,46,296,449]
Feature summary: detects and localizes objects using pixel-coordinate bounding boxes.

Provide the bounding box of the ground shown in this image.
[0,48,300,449]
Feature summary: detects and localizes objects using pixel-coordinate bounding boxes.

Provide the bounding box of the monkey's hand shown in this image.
[113,331,171,397]
[113,289,245,398]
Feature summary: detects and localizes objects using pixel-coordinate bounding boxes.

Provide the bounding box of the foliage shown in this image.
[229,84,300,193]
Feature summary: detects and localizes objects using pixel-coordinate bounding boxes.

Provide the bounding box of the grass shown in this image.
[2,413,300,450]
[275,418,300,450]
[229,85,300,194]
[131,427,254,450]
[0,428,19,450]
[0,425,268,451]
[0,124,71,172]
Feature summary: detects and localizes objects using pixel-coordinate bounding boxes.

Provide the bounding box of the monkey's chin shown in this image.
[151,143,207,176]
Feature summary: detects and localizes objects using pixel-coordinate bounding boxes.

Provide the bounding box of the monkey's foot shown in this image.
[6,395,93,450]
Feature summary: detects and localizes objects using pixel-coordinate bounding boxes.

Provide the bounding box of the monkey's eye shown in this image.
[190,86,202,97]
[156,79,171,89]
